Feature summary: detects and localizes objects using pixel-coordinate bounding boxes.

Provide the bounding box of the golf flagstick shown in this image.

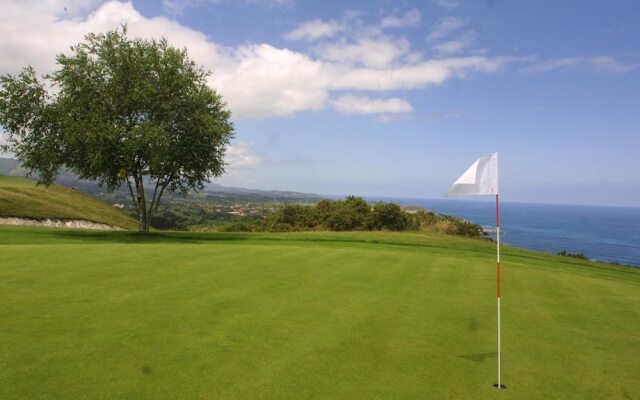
[494,193,505,389]
[445,153,505,389]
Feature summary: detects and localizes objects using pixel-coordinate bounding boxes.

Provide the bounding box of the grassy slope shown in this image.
[0,175,137,229]
[0,227,638,399]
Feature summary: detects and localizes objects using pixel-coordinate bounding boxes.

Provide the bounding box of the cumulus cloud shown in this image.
[523,56,640,74]
[224,141,262,169]
[331,95,413,115]
[314,37,411,68]
[284,19,344,41]
[380,8,421,29]
[0,1,227,75]
[0,1,524,120]
[212,44,329,118]
[330,56,515,91]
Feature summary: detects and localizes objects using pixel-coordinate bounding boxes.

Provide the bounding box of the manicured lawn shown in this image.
[0,227,638,399]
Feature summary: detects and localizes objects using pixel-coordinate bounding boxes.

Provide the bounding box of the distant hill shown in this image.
[0,157,322,200]
[0,175,137,229]
[0,157,24,176]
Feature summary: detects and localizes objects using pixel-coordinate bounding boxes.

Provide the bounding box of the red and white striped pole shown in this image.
[494,193,505,389]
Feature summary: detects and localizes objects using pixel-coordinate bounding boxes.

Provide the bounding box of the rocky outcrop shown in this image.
[0,217,121,230]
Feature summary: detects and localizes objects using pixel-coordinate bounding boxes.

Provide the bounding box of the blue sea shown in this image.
[371,198,640,267]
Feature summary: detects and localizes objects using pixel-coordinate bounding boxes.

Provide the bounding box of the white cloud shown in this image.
[314,37,411,68]
[0,1,523,120]
[0,1,227,75]
[330,56,514,91]
[212,44,329,118]
[225,141,262,169]
[380,8,421,29]
[426,16,465,42]
[432,31,476,55]
[523,56,640,74]
[284,19,344,41]
[331,95,413,115]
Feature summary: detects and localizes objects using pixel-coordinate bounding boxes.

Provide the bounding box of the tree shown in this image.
[0,27,234,232]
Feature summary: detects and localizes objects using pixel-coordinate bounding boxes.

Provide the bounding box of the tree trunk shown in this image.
[129,174,170,234]
[134,175,149,233]
[137,193,148,233]
[143,202,152,233]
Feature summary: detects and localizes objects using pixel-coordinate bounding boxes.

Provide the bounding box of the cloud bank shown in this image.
[0,1,524,120]
[2,1,634,122]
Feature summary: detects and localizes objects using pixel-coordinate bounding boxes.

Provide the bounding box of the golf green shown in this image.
[0,227,638,399]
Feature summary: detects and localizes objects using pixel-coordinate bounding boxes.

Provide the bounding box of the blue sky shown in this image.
[1,0,639,206]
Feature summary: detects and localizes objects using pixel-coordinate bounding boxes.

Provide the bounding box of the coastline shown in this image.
[369,197,640,267]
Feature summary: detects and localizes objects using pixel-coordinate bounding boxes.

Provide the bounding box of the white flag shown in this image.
[446,153,499,196]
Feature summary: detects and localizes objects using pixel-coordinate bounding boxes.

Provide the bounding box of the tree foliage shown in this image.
[0,27,234,232]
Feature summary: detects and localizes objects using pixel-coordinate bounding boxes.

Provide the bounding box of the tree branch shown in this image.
[147,178,161,218]
[126,175,139,215]
[153,179,171,214]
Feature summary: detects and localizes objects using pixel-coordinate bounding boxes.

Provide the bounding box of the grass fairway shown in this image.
[0,227,638,399]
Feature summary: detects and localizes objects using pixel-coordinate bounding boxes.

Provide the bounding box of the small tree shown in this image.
[0,27,234,232]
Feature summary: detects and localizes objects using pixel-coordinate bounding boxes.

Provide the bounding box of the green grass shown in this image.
[0,175,137,229]
[0,227,638,399]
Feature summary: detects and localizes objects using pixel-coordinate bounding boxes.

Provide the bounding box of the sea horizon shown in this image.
[361,196,640,268]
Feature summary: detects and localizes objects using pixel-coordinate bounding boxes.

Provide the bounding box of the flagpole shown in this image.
[445,152,504,389]
[494,193,505,389]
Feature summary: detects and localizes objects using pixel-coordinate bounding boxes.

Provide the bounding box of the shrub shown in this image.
[220,196,484,238]
[558,251,588,260]
[371,202,410,231]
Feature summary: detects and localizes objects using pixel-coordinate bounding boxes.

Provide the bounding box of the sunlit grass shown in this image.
[0,227,638,399]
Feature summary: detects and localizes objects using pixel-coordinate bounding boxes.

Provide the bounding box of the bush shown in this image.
[371,202,410,231]
[219,196,484,238]
[221,221,254,232]
[558,251,588,260]
[150,210,189,230]
[326,209,357,231]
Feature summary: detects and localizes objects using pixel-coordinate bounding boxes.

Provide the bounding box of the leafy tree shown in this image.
[0,27,234,232]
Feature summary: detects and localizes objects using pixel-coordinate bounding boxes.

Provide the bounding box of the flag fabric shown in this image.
[446,153,499,197]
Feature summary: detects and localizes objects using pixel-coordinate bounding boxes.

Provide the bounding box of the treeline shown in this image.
[221,196,484,237]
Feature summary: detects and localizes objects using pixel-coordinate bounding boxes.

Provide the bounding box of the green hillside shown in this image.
[0,175,137,229]
[0,227,638,399]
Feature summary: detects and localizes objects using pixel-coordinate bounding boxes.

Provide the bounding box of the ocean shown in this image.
[373,198,640,267]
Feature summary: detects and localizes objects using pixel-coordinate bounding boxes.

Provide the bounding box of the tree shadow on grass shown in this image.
[55,230,254,244]
[5,228,255,245]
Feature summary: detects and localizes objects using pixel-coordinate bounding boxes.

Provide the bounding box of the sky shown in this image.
[0,0,639,207]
